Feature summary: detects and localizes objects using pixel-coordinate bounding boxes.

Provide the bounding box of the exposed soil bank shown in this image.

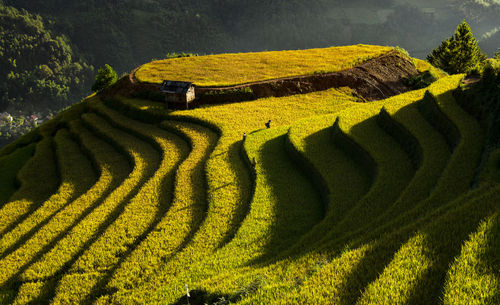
[104,50,419,108]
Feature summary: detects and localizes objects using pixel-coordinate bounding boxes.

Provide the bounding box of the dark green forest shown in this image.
[0,2,94,146]
[0,3,94,111]
[4,0,500,74]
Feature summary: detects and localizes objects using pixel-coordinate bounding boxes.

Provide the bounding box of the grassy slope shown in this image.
[107,119,218,292]
[0,138,59,237]
[0,144,35,206]
[112,75,476,305]
[0,46,497,304]
[163,75,465,303]
[135,44,393,86]
[111,87,358,303]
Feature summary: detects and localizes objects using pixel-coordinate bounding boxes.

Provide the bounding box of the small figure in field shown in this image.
[251,157,257,168]
[243,133,247,140]
[265,120,271,129]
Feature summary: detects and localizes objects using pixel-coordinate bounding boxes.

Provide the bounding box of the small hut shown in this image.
[161,80,195,109]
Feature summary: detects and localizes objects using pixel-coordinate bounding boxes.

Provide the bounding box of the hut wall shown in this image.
[165,93,187,103]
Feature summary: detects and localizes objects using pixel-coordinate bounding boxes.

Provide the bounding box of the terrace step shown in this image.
[314,110,414,248]
[0,143,36,207]
[0,129,96,260]
[0,129,96,289]
[95,112,219,294]
[281,114,373,256]
[0,138,59,236]
[355,184,499,305]
[223,126,323,261]
[44,112,160,303]
[9,119,131,301]
[375,90,485,228]
[52,103,189,303]
[340,102,452,240]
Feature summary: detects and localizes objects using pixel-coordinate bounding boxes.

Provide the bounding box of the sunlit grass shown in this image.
[443,212,500,305]
[0,143,35,206]
[16,119,130,284]
[0,138,58,235]
[0,129,96,288]
[52,101,189,303]
[0,45,496,305]
[135,45,393,86]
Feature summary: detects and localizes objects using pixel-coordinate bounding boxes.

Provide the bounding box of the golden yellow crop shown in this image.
[0,130,96,287]
[0,138,58,235]
[0,44,497,305]
[107,119,218,292]
[0,143,35,205]
[16,119,130,284]
[135,45,393,86]
[52,102,189,303]
[111,88,358,303]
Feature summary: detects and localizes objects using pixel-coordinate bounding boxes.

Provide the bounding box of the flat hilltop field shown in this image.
[135,44,394,86]
[0,45,498,305]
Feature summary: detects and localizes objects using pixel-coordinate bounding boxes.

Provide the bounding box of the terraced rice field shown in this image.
[0,47,498,305]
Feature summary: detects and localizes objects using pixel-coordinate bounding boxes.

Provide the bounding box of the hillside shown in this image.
[0,3,94,148]
[0,3,93,113]
[0,46,498,305]
[4,0,500,73]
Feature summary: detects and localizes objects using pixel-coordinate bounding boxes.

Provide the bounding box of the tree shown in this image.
[427,21,486,74]
[91,64,117,92]
[495,48,500,60]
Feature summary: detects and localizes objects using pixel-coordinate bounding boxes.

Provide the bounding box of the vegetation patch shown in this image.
[0,143,35,206]
[403,70,440,90]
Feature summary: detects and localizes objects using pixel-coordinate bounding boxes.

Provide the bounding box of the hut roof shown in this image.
[161,80,193,94]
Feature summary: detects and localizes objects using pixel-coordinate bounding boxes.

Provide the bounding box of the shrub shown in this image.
[404,69,439,89]
[427,21,486,75]
[393,46,410,57]
[165,52,199,59]
[91,64,117,92]
[482,58,500,86]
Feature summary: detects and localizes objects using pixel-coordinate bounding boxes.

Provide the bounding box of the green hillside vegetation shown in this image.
[0,46,498,305]
[5,0,500,73]
[0,2,94,148]
[0,3,93,113]
[0,143,35,206]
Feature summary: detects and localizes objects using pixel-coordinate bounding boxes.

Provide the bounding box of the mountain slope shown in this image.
[0,46,498,305]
